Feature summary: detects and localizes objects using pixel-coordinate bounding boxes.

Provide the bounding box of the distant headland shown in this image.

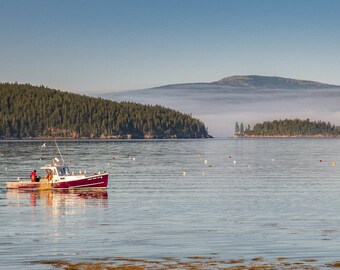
[0,83,209,139]
[233,119,340,138]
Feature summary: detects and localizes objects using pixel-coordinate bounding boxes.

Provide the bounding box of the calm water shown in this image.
[1,139,340,269]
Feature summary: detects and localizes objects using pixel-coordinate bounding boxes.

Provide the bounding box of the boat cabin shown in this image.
[40,164,72,182]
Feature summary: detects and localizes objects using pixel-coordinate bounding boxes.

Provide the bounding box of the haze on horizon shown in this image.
[102,78,340,137]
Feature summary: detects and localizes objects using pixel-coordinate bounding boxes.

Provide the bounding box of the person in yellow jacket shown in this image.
[46,169,53,181]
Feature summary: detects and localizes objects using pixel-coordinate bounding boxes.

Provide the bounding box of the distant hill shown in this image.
[213,75,339,89]
[156,75,340,90]
[0,83,209,139]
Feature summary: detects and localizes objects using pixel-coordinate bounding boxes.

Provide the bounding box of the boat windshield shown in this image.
[57,166,70,176]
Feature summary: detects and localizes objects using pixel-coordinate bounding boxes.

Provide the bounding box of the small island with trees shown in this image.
[0,83,209,139]
[234,119,340,137]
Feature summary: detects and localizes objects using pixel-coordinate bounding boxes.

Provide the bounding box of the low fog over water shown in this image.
[101,84,340,137]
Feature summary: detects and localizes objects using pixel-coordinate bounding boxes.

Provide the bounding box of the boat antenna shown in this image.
[54,140,65,165]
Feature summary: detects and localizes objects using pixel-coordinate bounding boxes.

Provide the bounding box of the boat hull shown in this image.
[6,181,52,190]
[53,173,109,189]
[6,173,109,190]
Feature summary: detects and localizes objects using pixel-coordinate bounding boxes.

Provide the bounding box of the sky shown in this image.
[1,0,340,94]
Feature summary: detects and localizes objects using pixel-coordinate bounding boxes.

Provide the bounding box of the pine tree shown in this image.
[235,122,240,135]
[240,122,244,135]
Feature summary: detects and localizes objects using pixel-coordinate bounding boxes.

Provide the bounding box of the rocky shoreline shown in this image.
[33,256,340,269]
[0,134,210,140]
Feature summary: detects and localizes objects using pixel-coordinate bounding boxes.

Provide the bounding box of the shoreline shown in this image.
[0,136,211,141]
[33,256,339,269]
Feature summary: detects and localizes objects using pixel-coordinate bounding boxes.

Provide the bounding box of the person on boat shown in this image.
[30,170,37,182]
[46,169,53,181]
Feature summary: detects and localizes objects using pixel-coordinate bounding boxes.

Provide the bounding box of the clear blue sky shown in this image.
[1,0,340,93]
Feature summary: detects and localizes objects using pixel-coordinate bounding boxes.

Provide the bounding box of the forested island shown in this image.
[0,83,209,139]
[234,119,340,137]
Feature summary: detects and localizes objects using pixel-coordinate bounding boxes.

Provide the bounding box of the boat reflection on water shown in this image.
[6,189,108,208]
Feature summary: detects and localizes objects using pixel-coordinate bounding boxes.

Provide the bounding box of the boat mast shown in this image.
[54,140,65,165]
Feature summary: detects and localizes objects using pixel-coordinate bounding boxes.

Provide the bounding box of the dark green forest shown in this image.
[0,83,209,139]
[235,119,340,137]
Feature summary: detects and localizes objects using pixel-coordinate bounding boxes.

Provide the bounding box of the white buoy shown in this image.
[204,160,208,164]
[132,157,136,161]
[182,171,186,176]
[233,160,236,164]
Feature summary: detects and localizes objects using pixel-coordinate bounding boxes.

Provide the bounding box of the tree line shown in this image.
[234,119,340,137]
[0,83,209,139]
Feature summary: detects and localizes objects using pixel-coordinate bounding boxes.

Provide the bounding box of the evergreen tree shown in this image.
[240,122,244,135]
[245,124,251,135]
[235,122,240,135]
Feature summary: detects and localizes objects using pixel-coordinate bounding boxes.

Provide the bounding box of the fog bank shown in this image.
[101,86,340,137]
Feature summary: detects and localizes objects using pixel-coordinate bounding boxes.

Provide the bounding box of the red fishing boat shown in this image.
[6,141,109,190]
[6,158,109,190]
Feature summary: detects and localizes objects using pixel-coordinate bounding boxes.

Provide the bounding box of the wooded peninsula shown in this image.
[0,83,209,139]
[234,119,340,137]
